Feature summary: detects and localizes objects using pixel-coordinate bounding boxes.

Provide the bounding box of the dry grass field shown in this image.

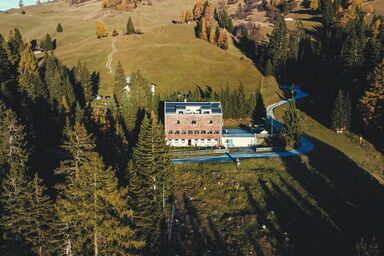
[0,0,274,97]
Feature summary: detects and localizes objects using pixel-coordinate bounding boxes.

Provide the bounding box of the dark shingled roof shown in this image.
[165,102,222,114]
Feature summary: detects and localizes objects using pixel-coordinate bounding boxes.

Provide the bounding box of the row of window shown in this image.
[174,120,213,124]
[168,130,220,135]
[172,139,218,143]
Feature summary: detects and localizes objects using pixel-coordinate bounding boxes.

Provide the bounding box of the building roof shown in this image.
[165,101,222,114]
[222,128,255,138]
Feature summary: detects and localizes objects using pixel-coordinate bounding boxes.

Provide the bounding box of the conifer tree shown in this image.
[331,90,345,131]
[267,17,289,76]
[217,29,229,50]
[310,0,319,10]
[280,100,301,147]
[251,92,266,125]
[40,33,53,50]
[0,40,13,83]
[0,104,30,255]
[129,113,171,253]
[236,83,247,117]
[56,122,143,255]
[127,16,135,35]
[358,60,384,134]
[56,23,63,32]
[25,173,58,256]
[75,61,93,105]
[113,61,126,102]
[5,27,24,67]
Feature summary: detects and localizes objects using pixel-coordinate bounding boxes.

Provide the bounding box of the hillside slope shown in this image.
[0,0,270,95]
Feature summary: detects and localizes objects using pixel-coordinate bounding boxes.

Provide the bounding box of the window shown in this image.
[188,130,193,134]
[214,130,219,134]
[194,130,200,134]
[181,130,187,134]
[208,120,213,124]
[178,111,184,114]
[207,130,213,134]
[203,111,210,114]
[175,130,180,134]
[168,130,173,134]
[175,139,179,143]
[191,120,196,124]
[208,139,211,143]
[201,130,206,134]
[175,120,180,124]
[181,139,185,143]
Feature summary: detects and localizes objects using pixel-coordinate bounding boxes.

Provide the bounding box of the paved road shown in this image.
[171,85,315,164]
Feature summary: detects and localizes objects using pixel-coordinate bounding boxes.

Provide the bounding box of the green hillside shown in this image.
[0,0,268,96]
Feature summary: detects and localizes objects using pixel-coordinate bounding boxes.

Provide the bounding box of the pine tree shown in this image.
[5,27,24,67]
[0,104,30,255]
[267,17,289,76]
[40,33,53,50]
[129,113,171,253]
[113,61,126,102]
[358,60,384,134]
[75,61,93,105]
[280,100,301,147]
[251,92,266,125]
[126,16,135,35]
[96,19,108,38]
[25,173,58,256]
[56,23,63,32]
[236,83,247,117]
[0,41,13,83]
[331,90,345,131]
[56,123,143,255]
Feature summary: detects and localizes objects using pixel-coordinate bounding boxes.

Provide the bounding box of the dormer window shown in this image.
[191,120,196,124]
[175,120,180,124]
[208,120,213,124]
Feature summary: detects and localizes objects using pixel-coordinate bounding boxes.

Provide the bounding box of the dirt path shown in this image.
[106,38,117,74]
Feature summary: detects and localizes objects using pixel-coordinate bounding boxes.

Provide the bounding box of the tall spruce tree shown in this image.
[0,38,13,83]
[280,100,301,147]
[358,60,384,134]
[5,27,24,67]
[126,16,135,35]
[75,61,93,105]
[56,121,143,255]
[0,104,30,255]
[331,90,352,131]
[251,92,266,125]
[129,113,171,253]
[25,173,58,256]
[267,17,289,76]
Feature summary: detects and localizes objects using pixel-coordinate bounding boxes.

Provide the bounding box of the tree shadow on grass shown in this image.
[280,135,384,254]
[172,193,229,255]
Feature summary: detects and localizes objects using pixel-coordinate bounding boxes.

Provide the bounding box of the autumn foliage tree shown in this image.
[193,0,205,20]
[96,19,108,38]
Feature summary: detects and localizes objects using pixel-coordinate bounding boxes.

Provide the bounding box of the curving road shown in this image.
[106,38,117,74]
[171,85,314,164]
